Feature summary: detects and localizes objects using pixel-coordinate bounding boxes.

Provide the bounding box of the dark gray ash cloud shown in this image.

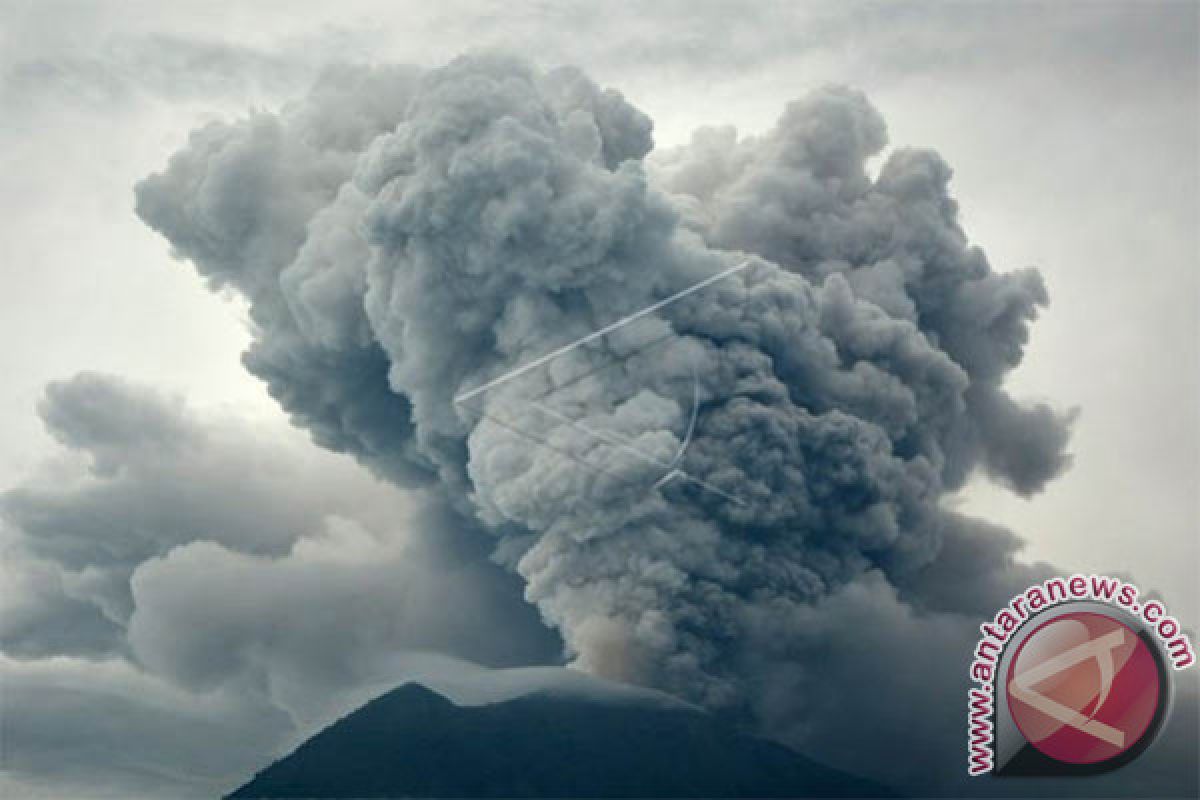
[135,53,1075,724]
[0,42,1192,799]
[0,0,1193,795]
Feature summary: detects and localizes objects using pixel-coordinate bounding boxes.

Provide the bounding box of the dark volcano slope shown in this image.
[228,683,896,798]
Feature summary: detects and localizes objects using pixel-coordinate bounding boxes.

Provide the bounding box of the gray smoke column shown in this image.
[136,54,1072,709]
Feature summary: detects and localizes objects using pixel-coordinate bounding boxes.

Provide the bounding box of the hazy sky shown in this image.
[1,2,1196,797]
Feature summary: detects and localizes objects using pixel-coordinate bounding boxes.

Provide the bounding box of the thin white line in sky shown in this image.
[453,260,751,405]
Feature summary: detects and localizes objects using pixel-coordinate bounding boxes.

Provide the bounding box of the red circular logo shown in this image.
[1006,611,1161,765]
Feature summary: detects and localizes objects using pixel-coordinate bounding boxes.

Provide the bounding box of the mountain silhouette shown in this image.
[228,682,896,798]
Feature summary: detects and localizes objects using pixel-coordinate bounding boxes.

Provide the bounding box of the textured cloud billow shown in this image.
[136,52,1075,771]
[0,372,562,796]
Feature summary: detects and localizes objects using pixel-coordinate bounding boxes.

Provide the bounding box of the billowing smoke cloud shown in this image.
[135,49,1075,748]
[1,372,560,795]
[2,371,556,672]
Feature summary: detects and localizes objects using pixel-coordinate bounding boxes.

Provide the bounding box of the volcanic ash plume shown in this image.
[136,54,1072,709]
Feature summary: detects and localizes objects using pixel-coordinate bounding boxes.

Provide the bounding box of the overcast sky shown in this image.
[1,2,1196,797]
